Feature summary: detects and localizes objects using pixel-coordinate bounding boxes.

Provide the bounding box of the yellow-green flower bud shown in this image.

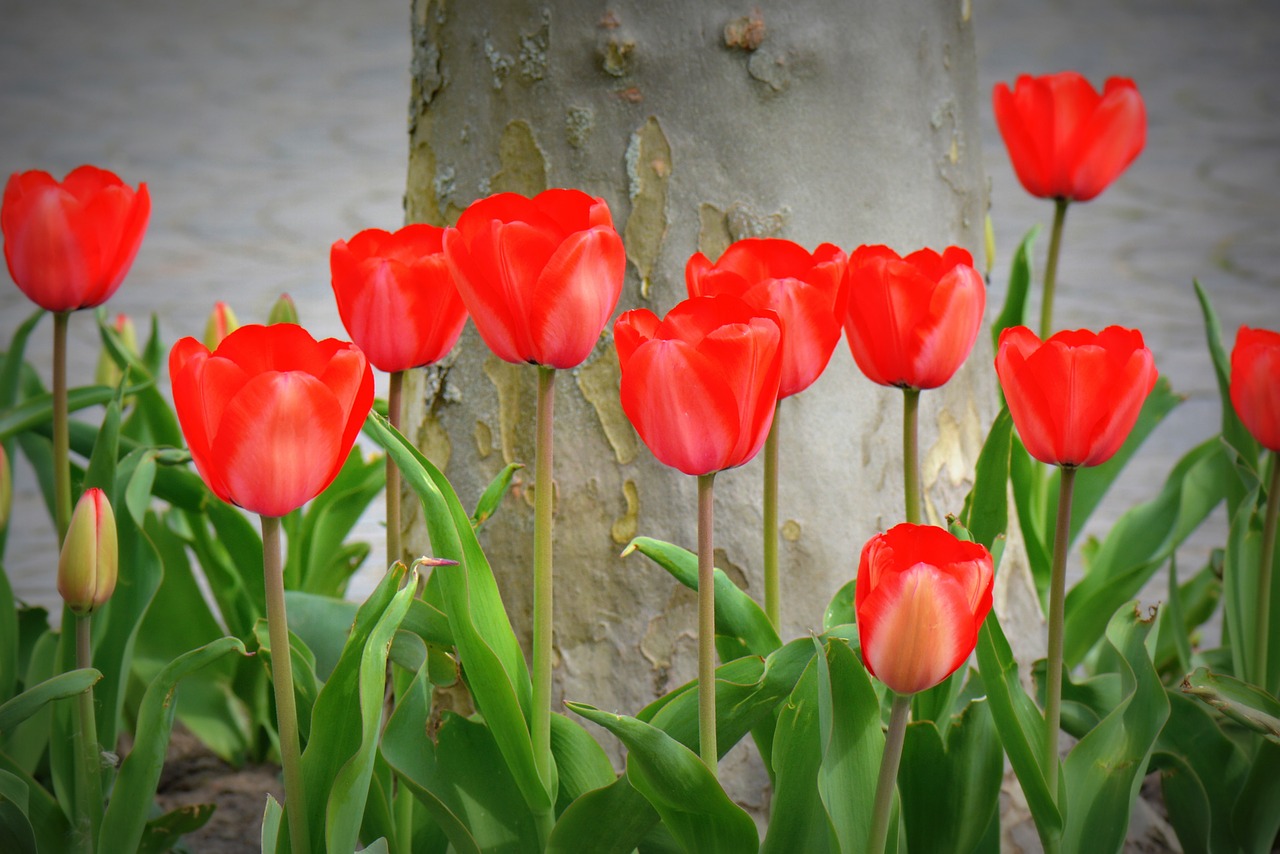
[203,302,240,350]
[57,488,118,616]
[95,313,138,387]
[267,293,299,326]
[983,213,996,280]
[0,444,11,532]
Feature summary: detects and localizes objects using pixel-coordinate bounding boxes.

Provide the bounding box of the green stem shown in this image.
[53,311,72,544]
[73,614,102,851]
[1254,454,1279,691]
[1044,466,1076,803]
[1038,198,1070,341]
[902,388,922,525]
[763,413,780,630]
[263,515,310,854]
[697,472,718,775]
[386,370,404,569]
[868,692,911,854]
[532,366,555,793]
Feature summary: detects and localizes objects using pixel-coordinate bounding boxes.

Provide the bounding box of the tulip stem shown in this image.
[868,691,911,854]
[763,414,780,630]
[1044,465,1076,802]
[903,388,922,525]
[697,472,718,776]
[53,311,72,544]
[262,514,310,854]
[1254,454,1279,692]
[1039,198,1070,341]
[72,614,102,851]
[532,365,555,794]
[386,370,404,569]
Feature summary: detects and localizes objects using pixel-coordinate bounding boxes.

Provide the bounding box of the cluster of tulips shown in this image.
[2,66,1278,854]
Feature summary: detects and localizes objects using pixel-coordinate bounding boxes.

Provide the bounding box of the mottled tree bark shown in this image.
[402,0,1016,814]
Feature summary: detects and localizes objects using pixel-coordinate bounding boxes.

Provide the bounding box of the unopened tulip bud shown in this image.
[267,293,299,326]
[203,302,240,349]
[0,445,11,531]
[95,313,138,387]
[57,488,118,616]
[983,213,996,280]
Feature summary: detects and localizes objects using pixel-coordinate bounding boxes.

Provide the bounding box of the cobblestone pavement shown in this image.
[3,0,1279,630]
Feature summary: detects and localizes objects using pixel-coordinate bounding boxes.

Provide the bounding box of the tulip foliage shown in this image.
[1,73,1278,854]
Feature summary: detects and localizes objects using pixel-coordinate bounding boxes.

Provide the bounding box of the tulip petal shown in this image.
[531,225,626,368]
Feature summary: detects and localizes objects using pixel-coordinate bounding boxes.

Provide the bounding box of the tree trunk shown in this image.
[402,0,1008,813]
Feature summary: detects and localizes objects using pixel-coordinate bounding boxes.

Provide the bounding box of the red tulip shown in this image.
[993,72,1146,202]
[995,325,1157,468]
[2,165,150,312]
[170,324,374,518]
[686,238,846,399]
[444,189,626,370]
[1230,326,1280,452]
[856,523,994,695]
[330,224,468,373]
[615,295,781,476]
[842,245,985,390]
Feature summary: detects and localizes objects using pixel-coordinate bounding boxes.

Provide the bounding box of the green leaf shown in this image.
[98,637,248,854]
[899,698,1004,854]
[1062,604,1170,853]
[1194,280,1259,473]
[568,702,760,854]
[300,563,418,854]
[1181,667,1280,743]
[0,570,18,702]
[549,712,616,815]
[286,447,384,596]
[548,775,658,854]
[281,591,358,682]
[991,226,1039,351]
[472,462,523,528]
[252,619,320,742]
[0,768,38,854]
[815,638,882,854]
[822,580,856,632]
[1009,438,1052,603]
[0,668,101,733]
[0,310,44,410]
[975,612,1061,845]
[136,804,217,854]
[1063,438,1228,666]
[960,407,1013,551]
[363,413,549,816]
[623,536,782,659]
[262,794,283,854]
[0,753,68,854]
[1231,738,1280,854]
[183,501,264,639]
[761,658,836,853]
[0,382,152,442]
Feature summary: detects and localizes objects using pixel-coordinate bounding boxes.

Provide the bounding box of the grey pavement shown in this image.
[2,0,1279,633]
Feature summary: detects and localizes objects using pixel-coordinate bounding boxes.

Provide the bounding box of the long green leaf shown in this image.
[0,669,101,733]
[0,310,44,410]
[568,702,760,854]
[0,768,38,854]
[1062,604,1170,853]
[815,638,883,854]
[0,383,152,442]
[1194,280,1259,479]
[1064,438,1228,666]
[97,637,247,854]
[1181,667,1280,743]
[991,226,1039,351]
[761,658,835,853]
[1231,738,1280,854]
[624,536,782,659]
[0,750,69,854]
[960,408,1013,551]
[0,570,18,702]
[547,775,658,854]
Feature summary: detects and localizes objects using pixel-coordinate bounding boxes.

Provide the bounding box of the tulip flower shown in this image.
[267,292,299,325]
[857,523,994,854]
[170,323,372,853]
[2,165,151,312]
[58,487,118,842]
[686,237,846,629]
[330,224,468,374]
[202,301,239,350]
[616,294,783,776]
[1230,325,1280,691]
[1230,326,1280,453]
[843,244,985,524]
[169,323,374,518]
[995,325,1156,469]
[444,189,626,370]
[992,72,1145,204]
[94,313,138,388]
[3,165,150,543]
[58,488,118,616]
[993,72,1145,339]
[995,324,1156,801]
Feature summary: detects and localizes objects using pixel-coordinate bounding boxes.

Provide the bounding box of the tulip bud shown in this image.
[203,302,240,350]
[57,488,118,616]
[267,293,299,326]
[95,313,139,387]
[983,213,996,280]
[0,445,12,532]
